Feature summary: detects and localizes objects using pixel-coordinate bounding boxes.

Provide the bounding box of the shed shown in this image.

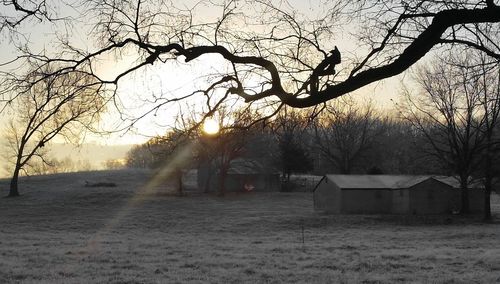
[313,175,484,214]
[313,175,412,214]
[198,158,280,192]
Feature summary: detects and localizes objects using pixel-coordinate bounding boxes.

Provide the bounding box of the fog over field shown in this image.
[47,143,133,167]
[0,143,133,178]
[0,170,499,283]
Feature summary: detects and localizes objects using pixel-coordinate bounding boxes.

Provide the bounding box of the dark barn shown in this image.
[198,159,280,193]
[314,175,485,214]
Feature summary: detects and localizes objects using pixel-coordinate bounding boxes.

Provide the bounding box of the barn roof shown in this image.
[226,158,279,175]
[433,176,484,189]
[322,175,426,189]
[318,175,484,190]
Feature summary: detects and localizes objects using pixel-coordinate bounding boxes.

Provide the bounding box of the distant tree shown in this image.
[125,130,193,195]
[126,143,155,168]
[313,97,387,174]
[2,65,104,197]
[399,52,497,214]
[103,159,126,170]
[27,155,61,175]
[151,130,194,195]
[269,108,312,187]
[367,166,384,175]
[23,155,93,175]
[371,118,441,175]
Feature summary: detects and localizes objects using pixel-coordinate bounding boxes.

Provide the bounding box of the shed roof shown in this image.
[433,176,484,189]
[226,158,279,175]
[323,175,436,190]
[319,174,485,190]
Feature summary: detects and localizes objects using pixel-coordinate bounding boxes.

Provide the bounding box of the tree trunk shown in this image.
[459,176,470,214]
[202,162,211,193]
[341,157,351,174]
[215,158,230,196]
[483,187,491,221]
[282,171,291,192]
[218,169,227,196]
[8,167,20,197]
[483,147,493,221]
[483,171,492,221]
[204,176,210,193]
[176,169,183,196]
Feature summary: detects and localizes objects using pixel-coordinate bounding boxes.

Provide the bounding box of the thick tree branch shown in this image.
[282,5,500,107]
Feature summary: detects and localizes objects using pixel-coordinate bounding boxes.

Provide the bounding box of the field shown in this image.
[1,169,499,283]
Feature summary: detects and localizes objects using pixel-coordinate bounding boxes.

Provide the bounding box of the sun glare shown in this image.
[202,118,220,135]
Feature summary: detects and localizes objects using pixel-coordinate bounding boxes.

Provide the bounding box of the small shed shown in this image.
[313,175,411,214]
[313,175,484,214]
[198,158,280,192]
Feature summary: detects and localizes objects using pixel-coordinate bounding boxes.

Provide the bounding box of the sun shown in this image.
[202,118,220,135]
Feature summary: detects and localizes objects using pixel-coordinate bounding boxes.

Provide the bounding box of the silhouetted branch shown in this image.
[2,0,500,127]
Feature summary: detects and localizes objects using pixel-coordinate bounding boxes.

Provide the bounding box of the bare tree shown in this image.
[2,65,105,197]
[399,52,493,214]
[269,108,312,187]
[23,155,94,175]
[125,143,155,168]
[151,130,194,195]
[103,159,125,170]
[475,55,500,220]
[373,118,439,175]
[313,97,387,174]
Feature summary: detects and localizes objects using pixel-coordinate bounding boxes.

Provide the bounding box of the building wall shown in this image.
[392,189,410,214]
[197,162,211,192]
[210,174,280,192]
[451,189,485,213]
[469,190,485,213]
[341,189,392,214]
[409,179,453,214]
[313,179,341,214]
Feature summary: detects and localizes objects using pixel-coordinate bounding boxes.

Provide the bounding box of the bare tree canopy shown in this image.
[1,0,499,117]
[2,62,105,196]
[313,97,387,174]
[399,50,500,214]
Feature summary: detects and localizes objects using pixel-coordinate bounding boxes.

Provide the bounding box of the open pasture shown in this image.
[1,170,499,283]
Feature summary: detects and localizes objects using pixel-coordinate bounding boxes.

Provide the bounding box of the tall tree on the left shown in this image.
[2,64,105,197]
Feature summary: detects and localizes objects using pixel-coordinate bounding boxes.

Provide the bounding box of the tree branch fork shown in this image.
[13,3,500,110]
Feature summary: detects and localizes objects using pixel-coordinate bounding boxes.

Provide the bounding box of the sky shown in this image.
[0,0,410,147]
